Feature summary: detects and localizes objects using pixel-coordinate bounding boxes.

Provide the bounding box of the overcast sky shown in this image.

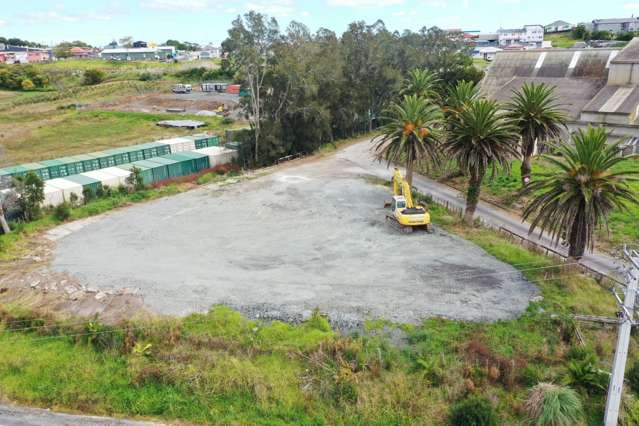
[2,0,638,46]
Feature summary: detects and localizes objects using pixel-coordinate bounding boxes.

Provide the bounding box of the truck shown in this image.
[172,84,192,94]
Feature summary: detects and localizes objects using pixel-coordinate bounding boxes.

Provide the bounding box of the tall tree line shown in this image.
[223,12,482,166]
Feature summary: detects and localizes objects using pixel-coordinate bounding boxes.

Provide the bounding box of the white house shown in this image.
[498,25,544,48]
[545,20,573,33]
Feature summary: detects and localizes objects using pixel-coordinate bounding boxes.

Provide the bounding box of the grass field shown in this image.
[545,32,581,48]
[0,200,632,425]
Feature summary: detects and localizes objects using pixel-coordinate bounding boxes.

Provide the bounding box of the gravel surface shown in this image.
[51,143,538,325]
[0,404,162,426]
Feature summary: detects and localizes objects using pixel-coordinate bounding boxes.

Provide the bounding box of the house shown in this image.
[100,46,175,61]
[69,47,92,58]
[497,25,544,48]
[0,44,51,63]
[590,17,639,33]
[132,41,148,48]
[545,20,572,33]
[471,33,499,58]
[478,46,502,61]
[199,44,221,59]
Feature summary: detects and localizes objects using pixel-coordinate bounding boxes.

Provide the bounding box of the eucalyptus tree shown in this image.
[523,127,638,258]
[444,99,519,224]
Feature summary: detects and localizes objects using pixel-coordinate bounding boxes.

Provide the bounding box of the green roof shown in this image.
[118,163,150,171]
[145,157,178,166]
[21,162,46,171]
[39,159,66,167]
[175,151,208,160]
[63,174,101,186]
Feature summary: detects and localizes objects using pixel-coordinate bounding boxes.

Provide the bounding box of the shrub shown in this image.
[69,192,79,207]
[83,69,105,86]
[117,184,129,195]
[627,360,639,395]
[53,202,71,221]
[125,166,145,191]
[138,72,155,81]
[12,172,44,221]
[450,396,498,426]
[82,187,96,204]
[566,353,609,394]
[525,383,583,426]
[221,117,234,125]
[20,78,35,91]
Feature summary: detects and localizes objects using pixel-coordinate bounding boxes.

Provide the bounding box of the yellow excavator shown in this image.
[385,168,432,233]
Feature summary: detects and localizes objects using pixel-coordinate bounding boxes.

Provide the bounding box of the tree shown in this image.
[401,69,441,103]
[126,166,145,191]
[13,172,44,222]
[572,24,588,40]
[119,36,133,48]
[20,79,35,91]
[444,99,519,224]
[53,40,91,58]
[83,69,105,86]
[445,80,480,126]
[224,12,280,164]
[373,95,443,187]
[523,127,639,258]
[507,83,567,186]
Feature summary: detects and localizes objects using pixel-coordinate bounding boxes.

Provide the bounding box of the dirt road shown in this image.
[0,404,162,426]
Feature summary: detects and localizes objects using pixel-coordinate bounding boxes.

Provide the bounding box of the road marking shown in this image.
[568,51,581,69]
[600,86,634,113]
[534,52,547,69]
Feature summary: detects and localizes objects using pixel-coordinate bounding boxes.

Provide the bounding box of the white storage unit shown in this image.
[43,184,65,206]
[159,137,196,153]
[46,178,84,204]
[100,167,132,186]
[81,169,123,188]
[194,147,237,168]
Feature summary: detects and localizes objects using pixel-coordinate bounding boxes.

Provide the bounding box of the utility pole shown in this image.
[604,248,639,426]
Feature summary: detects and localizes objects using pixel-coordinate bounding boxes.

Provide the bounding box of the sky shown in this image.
[1,0,639,47]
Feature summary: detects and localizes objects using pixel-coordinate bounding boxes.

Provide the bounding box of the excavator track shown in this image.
[385,214,414,233]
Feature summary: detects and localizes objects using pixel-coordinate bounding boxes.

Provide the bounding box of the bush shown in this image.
[12,172,44,221]
[138,72,158,81]
[566,353,609,394]
[83,69,105,86]
[450,396,498,426]
[53,202,72,221]
[82,187,96,203]
[117,184,129,195]
[628,360,639,395]
[20,78,35,91]
[125,166,145,191]
[525,383,583,426]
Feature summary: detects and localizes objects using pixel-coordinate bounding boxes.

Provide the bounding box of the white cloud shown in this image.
[327,0,404,6]
[244,0,295,16]
[625,2,639,9]
[392,10,406,16]
[19,10,115,25]
[140,0,213,10]
[496,0,520,4]
[0,20,6,28]
[301,10,311,16]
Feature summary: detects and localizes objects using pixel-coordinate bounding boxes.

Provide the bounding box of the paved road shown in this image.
[0,404,163,426]
[338,139,624,280]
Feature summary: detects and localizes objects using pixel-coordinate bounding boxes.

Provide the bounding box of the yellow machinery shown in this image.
[386,168,432,233]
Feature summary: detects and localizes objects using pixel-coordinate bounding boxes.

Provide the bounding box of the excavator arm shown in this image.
[392,168,415,208]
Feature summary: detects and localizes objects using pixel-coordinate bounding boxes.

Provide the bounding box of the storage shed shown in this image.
[64,174,103,196]
[99,167,132,186]
[159,137,197,153]
[81,170,123,188]
[163,152,210,175]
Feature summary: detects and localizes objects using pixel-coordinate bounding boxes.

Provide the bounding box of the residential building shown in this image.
[100,46,175,61]
[497,25,544,48]
[545,20,572,33]
[200,44,222,59]
[0,44,51,63]
[69,47,92,58]
[590,17,639,33]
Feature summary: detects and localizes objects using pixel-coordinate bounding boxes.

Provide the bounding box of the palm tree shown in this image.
[444,98,519,224]
[373,95,443,187]
[445,80,480,119]
[523,127,638,259]
[401,69,441,103]
[507,82,567,186]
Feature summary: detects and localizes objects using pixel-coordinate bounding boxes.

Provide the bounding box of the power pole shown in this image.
[604,248,639,426]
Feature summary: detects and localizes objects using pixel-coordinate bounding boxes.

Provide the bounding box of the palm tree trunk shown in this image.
[568,213,587,259]
[405,154,413,188]
[520,138,535,186]
[463,171,483,225]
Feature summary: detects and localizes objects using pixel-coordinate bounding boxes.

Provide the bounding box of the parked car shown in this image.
[172,84,192,94]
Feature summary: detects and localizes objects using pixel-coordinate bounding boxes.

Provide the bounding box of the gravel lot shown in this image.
[51,144,538,325]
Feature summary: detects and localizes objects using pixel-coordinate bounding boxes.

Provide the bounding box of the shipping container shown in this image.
[64,174,103,197]
[81,170,123,188]
[43,184,65,206]
[162,152,210,176]
[20,163,50,180]
[117,163,154,185]
[40,159,69,179]
[175,151,211,171]
[159,137,196,153]
[144,157,183,178]
[195,146,237,168]
[99,167,132,186]
[46,178,84,203]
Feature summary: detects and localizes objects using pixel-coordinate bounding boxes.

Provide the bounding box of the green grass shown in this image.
[545,32,581,48]
[473,58,491,70]
[0,109,233,166]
